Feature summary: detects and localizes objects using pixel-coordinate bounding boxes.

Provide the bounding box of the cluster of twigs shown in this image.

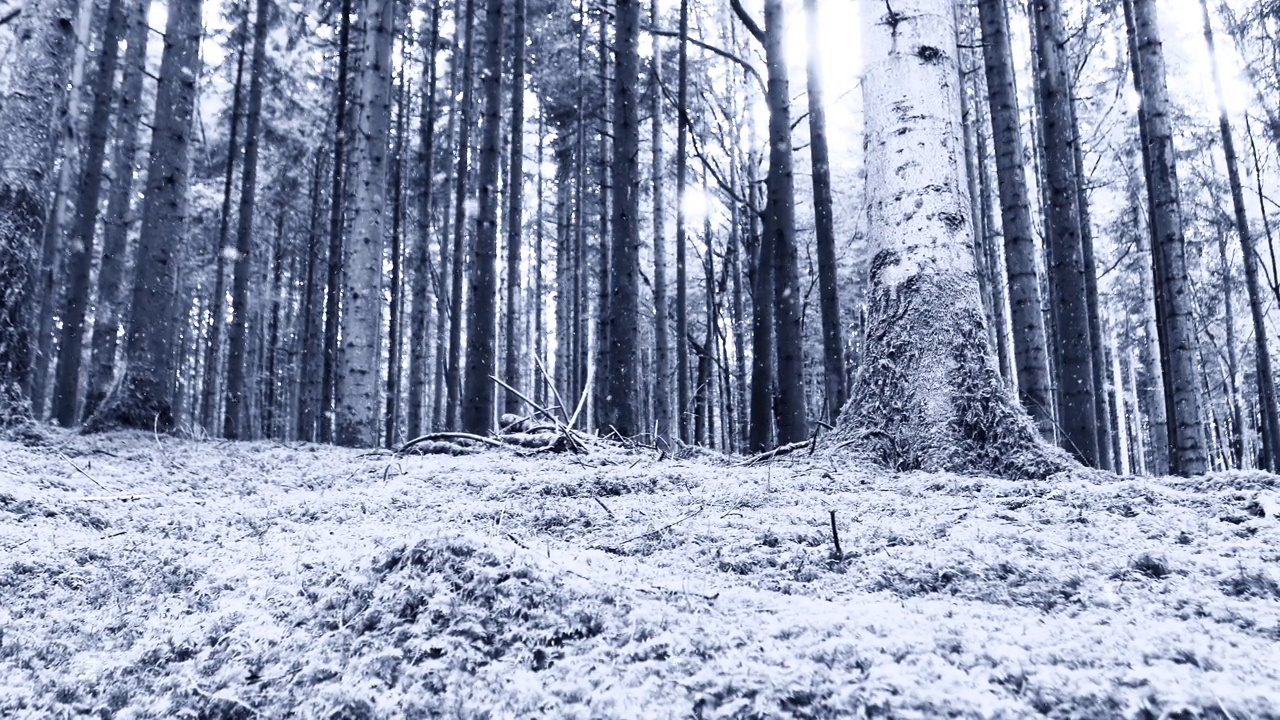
[397,358,595,457]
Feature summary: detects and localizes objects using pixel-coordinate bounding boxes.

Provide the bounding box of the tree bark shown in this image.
[1200,0,1280,471]
[224,0,270,440]
[1129,0,1208,475]
[409,0,441,438]
[29,0,93,418]
[675,0,691,443]
[831,0,1070,480]
[803,0,847,423]
[52,0,127,427]
[651,0,672,447]
[298,151,327,441]
[334,0,394,447]
[86,0,203,432]
[1030,0,1099,467]
[320,0,354,443]
[0,0,77,425]
[501,0,526,415]
[976,0,1054,436]
[448,0,477,429]
[602,0,643,437]
[386,70,408,448]
[761,0,809,445]
[460,0,504,434]
[85,0,153,422]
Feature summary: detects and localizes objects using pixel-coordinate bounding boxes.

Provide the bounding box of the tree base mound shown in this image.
[826,270,1075,481]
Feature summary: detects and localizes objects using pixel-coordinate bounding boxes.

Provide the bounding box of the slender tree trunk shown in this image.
[448,0,478,429]
[833,0,1069,480]
[747,157,774,453]
[651,0,672,447]
[334,0,394,447]
[29,0,94,418]
[1215,226,1245,466]
[593,10,612,433]
[224,0,270,440]
[386,72,408,448]
[298,151,327,441]
[602,0,643,437]
[1031,0,1099,466]
[409,0,441,438]
[502,0,527,414]
[52,0,127,426]
[675,0,691,443]
[265,210,285,439]
[199,9,247,434]
[1201,0,1280,471]
[534,115,546,406]
[320,0,354,443]
[976,0,1054,435]
[0,0,77,424]
[761,0,808,444]
[87,0,203,432]
[85,0,153,421]
[1068,92,1114,470]
[803,0,846,422]
[461,0,504,434]
[1129,0,1208,475]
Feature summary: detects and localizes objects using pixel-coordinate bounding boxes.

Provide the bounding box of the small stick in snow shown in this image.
[829,510,844,561]
[597,505,705,554]
[56,451,106,490]
[594,497,615,518]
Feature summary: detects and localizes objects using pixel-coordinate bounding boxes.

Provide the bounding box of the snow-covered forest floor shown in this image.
[1,431,1279,719]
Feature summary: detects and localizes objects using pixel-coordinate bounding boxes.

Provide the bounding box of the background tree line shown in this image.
[2,0,1280,477]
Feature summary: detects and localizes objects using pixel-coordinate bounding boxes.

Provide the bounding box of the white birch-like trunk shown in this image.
[830,0,1069,479]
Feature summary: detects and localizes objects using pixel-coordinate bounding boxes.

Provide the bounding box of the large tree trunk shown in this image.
[52,0,128,427]
[0,0,78,426]
[224,0,270,440]
[1030,0,1099,467]
[1200,0,1280,471]
[86,0,204,432]
[501,0,526,415]
[803,0,847,423]
[830,0,1070,480]
[602,0,643,437]
[650,0,672,447]
[85,0,153,421]
[976,0,1054,437]
[460,0,504,434]
[334,0,394,447]
[385,72,408,448]
[1129,0,1208,476]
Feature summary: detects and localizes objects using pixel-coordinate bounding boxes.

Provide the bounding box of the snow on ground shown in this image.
[1,430,1278,719]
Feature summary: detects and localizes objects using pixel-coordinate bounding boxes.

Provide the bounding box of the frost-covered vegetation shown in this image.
[2,431,1278,718]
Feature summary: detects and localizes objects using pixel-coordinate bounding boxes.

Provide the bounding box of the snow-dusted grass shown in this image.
[1,430,1278,719]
